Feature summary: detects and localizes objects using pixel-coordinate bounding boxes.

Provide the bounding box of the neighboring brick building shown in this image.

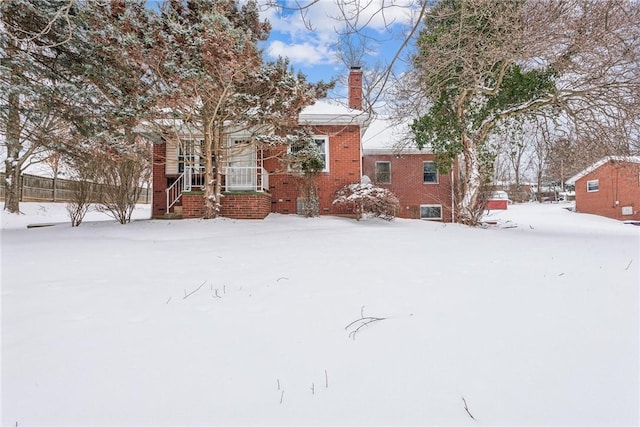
[151,67,368,219]
[566,156,640,221]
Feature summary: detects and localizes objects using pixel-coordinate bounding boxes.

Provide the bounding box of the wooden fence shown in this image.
[0,172,150,204]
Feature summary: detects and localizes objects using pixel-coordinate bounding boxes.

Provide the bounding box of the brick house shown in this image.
[151,67,369,219]
[361,118,457,222]
[566,156,640,221]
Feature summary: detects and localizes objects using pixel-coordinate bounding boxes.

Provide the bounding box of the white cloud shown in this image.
[265,40,338,66]
[258,1,421,80]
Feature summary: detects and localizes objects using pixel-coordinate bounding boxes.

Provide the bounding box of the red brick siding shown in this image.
[575,160,640,220]
[152,143,168,218]
[220,193,272,219]
[265,125,362,216]
[363,153,455,221]
[348,68,363,110]
[182,192,206,218]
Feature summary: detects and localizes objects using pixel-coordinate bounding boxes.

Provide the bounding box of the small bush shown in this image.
[333,183,400,220]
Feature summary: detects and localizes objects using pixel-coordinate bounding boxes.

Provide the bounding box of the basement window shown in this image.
[587,179,599,192]
[420,204,442,220]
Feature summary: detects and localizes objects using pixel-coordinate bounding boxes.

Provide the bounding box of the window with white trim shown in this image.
[423,161,438,183]
[420,204,442,220]
[178,139,205,173]
[290,136,329,172]
[375,161,391,183]
[587,179,599,192]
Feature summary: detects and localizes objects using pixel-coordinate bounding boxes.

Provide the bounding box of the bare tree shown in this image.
[94,142,151,225]
[410,0,640,224]
[66,155,100,227]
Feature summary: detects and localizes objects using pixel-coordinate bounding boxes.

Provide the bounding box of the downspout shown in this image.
[360,133,364,183]
[451,168,455,222]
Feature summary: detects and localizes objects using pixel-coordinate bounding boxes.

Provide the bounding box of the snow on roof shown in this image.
[362,115,429,154]
[566,156,640,185]
[298,100,368,126]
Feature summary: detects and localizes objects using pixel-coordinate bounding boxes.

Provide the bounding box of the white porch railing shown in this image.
[166,166,268,213]
[166,172,185,211]
[224,167,269,192]
[166,166,206,211]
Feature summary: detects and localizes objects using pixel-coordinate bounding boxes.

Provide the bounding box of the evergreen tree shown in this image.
[149,0,330,218]
[1,0,87,213]
[1,0,157,214]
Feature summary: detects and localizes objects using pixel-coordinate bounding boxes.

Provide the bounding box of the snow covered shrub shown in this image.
[333,183,400,220]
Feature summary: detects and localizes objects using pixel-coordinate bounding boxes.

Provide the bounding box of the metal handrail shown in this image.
[166,172,185,210]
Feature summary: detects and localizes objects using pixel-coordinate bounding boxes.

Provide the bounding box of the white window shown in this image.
[375,161,391,183]
[420,204,442,220]
[423,161,438,184]
[178,139,205,173]
[290,136,329,172]
[587,179,599,192]
[313,136,329,172]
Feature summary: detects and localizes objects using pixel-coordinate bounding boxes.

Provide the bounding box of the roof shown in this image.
[566,156,640,185]
[298,100,368,126]
[136,100,370,141]
[362,115,431,155]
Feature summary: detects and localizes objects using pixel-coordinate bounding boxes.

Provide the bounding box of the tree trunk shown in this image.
[4,38,22,213]
[457,134,482,225]
[213,128,223,217]
[203,119,224,219]
[4,160,21,213]
[203,119,217,219]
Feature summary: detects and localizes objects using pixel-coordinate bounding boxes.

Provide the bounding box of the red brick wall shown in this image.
[265,125,362,216]
[575,160,640,220]
[152,143,168,218]
[362,153,455,221]
[182,192,206,218]
[348,68,363,110]
[220,193,272,219]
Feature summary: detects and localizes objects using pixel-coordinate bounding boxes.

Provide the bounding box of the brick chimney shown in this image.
[348,66,363,110]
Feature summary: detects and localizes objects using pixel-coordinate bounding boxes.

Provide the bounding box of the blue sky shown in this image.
[256,0,421,101]
[146,0,422,103]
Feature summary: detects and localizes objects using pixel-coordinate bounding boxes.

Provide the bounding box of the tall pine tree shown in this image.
[149,0,329,218]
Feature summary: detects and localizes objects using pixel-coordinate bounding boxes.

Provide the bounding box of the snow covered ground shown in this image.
[1,202,638,426]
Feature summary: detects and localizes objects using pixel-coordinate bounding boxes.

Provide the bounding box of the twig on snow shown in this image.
[325,370,328,388]
[310,383,315,394]
[625,260,633,270]
[277,277,289,282]
[183,280,207,300]
[166,297,172,304]
[345,305,387,340]
[280,390,284,404]
[462,396,476,421]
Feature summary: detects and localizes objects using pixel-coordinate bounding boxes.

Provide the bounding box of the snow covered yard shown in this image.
[1,203,638,426]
